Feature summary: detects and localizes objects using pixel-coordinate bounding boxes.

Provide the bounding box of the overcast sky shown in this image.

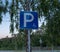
[0,13,11,39]
[0,0,13,39]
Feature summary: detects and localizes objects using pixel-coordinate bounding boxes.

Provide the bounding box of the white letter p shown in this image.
[24,13,34,27]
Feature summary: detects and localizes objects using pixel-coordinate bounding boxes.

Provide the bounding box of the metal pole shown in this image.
[26,0,31,52]
[28,30,30,52]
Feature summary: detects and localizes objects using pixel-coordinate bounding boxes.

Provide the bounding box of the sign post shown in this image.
[20,11,38,52]
[20,1,38,52]
[28,30,30,52]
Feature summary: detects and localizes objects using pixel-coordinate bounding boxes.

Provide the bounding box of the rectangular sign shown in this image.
[20,11,38,29]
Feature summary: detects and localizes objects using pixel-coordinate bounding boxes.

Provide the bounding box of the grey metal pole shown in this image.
[26,0,31,52]
[28,30,31,52]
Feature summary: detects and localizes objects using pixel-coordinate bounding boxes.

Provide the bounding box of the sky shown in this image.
[0,13,11,39]
[0,0,13,39]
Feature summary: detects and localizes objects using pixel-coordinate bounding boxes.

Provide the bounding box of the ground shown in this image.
[0,50,60,52]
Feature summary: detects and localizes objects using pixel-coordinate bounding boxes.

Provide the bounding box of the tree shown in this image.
[0,0,60,52]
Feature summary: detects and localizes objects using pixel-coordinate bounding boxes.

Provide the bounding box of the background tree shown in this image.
[0,0,60,51]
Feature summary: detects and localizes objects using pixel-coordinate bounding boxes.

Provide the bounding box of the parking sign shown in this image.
[20,11,38,29]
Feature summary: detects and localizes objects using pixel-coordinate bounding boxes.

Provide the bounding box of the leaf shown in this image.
[10,23,14,33]
[15,22,19,30]
[0,15,2,24]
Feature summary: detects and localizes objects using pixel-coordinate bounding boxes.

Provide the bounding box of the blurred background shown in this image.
[0,0,60,52]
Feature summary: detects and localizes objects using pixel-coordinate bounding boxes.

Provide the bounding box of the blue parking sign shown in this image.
[20,11,38,29]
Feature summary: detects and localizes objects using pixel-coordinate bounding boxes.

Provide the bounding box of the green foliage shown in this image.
[0,15,2,24]
[0,0,60,34]
[31,34,40,46]
[0,0,60,49]
[10,23,14,33]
